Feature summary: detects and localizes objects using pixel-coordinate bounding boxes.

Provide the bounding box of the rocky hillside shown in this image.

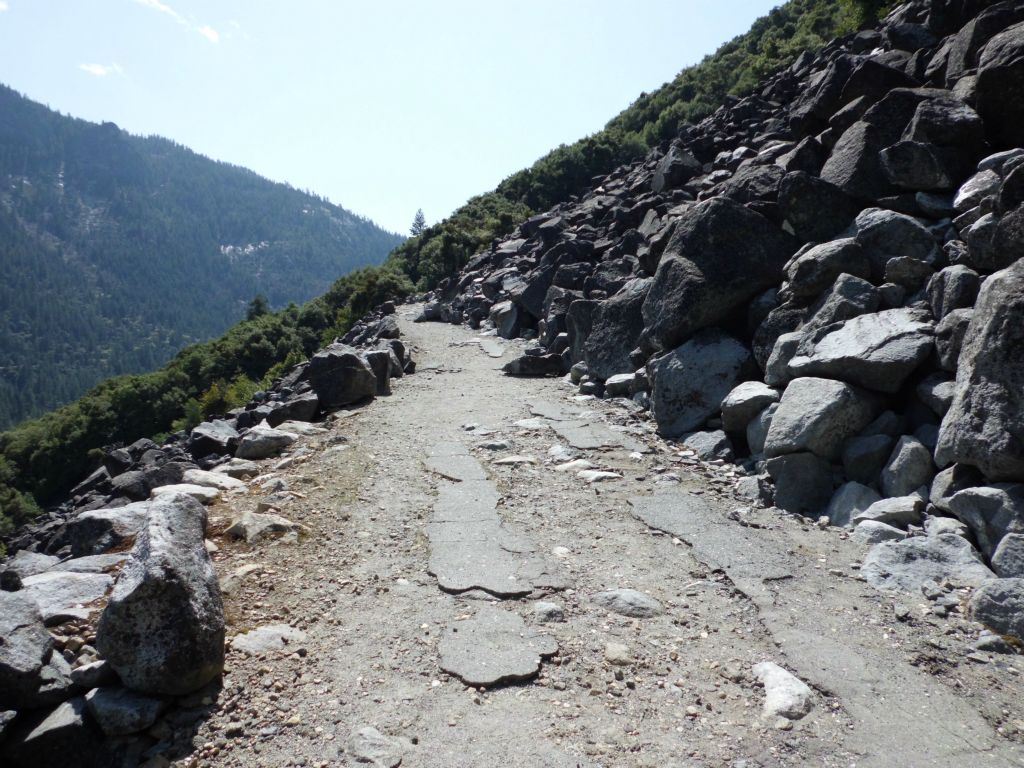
[0,85,402,429]
[422,0,1024,637]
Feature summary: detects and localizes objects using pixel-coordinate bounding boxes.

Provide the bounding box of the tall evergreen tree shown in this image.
[410,208,427,237]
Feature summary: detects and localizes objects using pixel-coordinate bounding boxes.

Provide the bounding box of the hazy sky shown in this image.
[0,1,782,233]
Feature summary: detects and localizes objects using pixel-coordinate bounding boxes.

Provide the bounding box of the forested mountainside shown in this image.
[0,85,402,428]
[0,0,872,532]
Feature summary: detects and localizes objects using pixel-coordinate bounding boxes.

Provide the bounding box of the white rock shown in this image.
[578,470,622,483]
[182,469,246,492]
[752,661,813,720]
[554,459,595,472]
[150,484,221,504]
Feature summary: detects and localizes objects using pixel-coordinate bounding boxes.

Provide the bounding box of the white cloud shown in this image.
[0,3,10,12]
[131,0,185,25]
[79,63,124,77]
[197,25,219,43]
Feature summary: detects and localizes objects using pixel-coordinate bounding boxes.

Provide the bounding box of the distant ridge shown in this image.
[0,84,403,428]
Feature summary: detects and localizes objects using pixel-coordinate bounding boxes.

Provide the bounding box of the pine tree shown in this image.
[410,208,426,237]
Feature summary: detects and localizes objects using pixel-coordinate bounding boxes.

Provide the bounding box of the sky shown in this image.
[0,0,783,233]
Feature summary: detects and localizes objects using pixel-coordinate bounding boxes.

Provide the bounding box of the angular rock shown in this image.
[993,534,1024,578]
[235,422,298,460]
[936,259,1024,481]
[765,377,877,461]
[364,350,394,396]
[852,495,926,529]
[826,482,882,528]
[800,274,881,336]
[976,21,1024,149]
[182,468,246,492]
[150,483,220,504]
[591,589,664,619]
[188,420,240,458]
[766,452,834,515]
[842,433,895,487]
[880,436,935,499]
[752,662,812,720]
[641,198,796,353]
[968,578,1024,642]
[0,592,55,710]
[584,278,651,381]
[502,354,564,377]
[934,308,973,371]
[682,430,733,462]
[947,484,1024,559]
[0,697,104,768]
[928,265,981,321]
[788,309,934,393]
[784,239,870,299]
[747,403,778,456]
[862,534,994,593]
[226,510,308,543]
[646,330,751,438]
[652,143,702,193]
[348,725,404,768]
[19,571,112,625]
[84,687,165,736]
[778,172,862,243]
[96,493,225,696]
[720,381,780,433]
[305,343,377,409]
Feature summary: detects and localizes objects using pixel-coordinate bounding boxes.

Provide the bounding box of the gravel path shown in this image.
[187,308,1024,768]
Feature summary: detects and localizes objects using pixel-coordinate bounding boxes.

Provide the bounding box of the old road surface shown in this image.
[193,306,1024,768]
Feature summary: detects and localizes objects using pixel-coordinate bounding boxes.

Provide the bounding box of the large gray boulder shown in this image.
[584,278,651,381]
[947,484,1024,559]
[188,420,239,458]
[766,452,834,515]
[826,482,882,527]
[788,309,934,393]
[641,198,796,353]
[53,501,151,557]
[862,534,994,593]
[304,343,377,409]
[976,21,1024,149]
[0,697,105,768]
[968,578,1024,641]
[765,377,877,461]
[646,330,751,438]
[880,436,935,498]
[0,592,55,710]
[235,422,297,460]
[720,381,780,433]
[935,258,1024,481]
[783,239,871,299]
[96,493,225,696]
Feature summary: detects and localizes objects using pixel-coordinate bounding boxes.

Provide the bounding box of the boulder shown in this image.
[843,434,895,487]
[947,484,1024,559]
[84,687,165,736]
[853,208,937,275]
[927,265,980,321]
[783,239,870,299]
[826,482,882,528]
[766,452,834,515]
[747,403,778,456]
[488,300,519,339]
[681,430,734,462]
[266,391,320,426]
[502,354,564,377]
[182,468,246,492]
[862,534,994,593]
[936,259,1024,481]
[235,422,298,460]
[788,308,934,394]
[304,343,377,409]
[934,308,973,371]
[96,493,225,696]
[646,330,751,438]
[778,172,862,243]
[992,534,1024,578]
[364,350,394,396]
[54,501,151,558]
[800,274,881,335]
[968,578,1024,641]
[854,520,907,545]
[0,698,105,768]
[752,662,813,721]
[652,143,702,193]
[880,436,935,498]
[188,420,240,458]
[150,483,220,504]
[720,381,780,433]
[953,169,1000,212]
[641,198,796,353]
[19,571,113,625]
[976,21,1024,148]
[852,495,926,529]
[584,278,651,381]
[765,377,878,461]
[0,592,55,710]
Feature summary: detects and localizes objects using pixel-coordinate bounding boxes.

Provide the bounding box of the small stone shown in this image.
[604,642,632,666]
[752,661,813,720]
[591,589,664,618]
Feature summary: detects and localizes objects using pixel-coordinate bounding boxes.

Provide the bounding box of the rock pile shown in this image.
[0,312,415,762]
[418,0,1024,641]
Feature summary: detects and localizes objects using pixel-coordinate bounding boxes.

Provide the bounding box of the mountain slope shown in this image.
[0,85,403,428]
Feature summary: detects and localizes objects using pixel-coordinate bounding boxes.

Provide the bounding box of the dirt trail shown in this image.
[191,309,1024,768]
